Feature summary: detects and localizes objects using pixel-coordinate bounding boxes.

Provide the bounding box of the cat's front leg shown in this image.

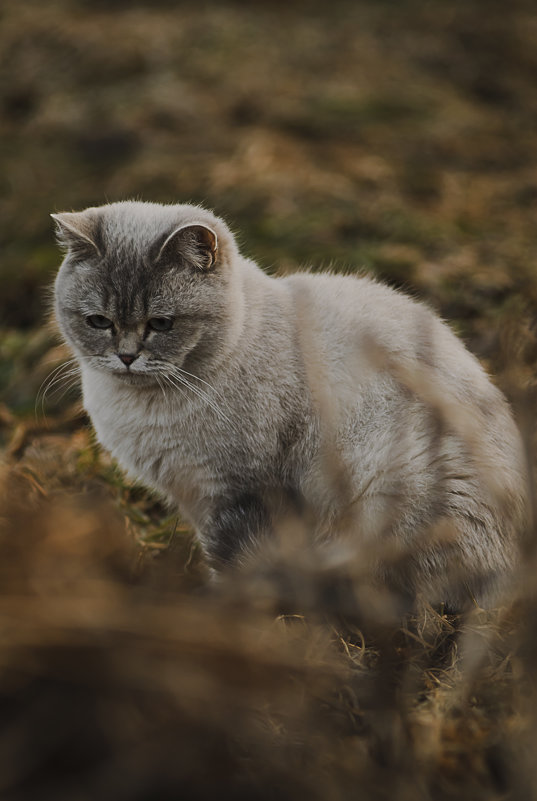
[200,490,274,570]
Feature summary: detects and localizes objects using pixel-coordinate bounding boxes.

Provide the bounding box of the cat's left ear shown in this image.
[51,210,102,258]
[156,224,218,272]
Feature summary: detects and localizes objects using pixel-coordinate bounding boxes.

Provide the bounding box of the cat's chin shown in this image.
[108,370,158,387]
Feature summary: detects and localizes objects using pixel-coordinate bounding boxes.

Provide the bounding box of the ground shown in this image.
[1,1,537,798]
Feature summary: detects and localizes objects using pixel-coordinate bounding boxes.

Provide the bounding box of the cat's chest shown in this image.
[81,371,221,500]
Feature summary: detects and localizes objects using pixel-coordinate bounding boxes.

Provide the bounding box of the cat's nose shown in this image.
[118,353,138,367]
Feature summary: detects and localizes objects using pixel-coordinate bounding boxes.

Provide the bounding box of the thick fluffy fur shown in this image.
[53,201,528,609]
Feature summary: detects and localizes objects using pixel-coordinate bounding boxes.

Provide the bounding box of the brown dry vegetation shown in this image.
[1,0,537,798]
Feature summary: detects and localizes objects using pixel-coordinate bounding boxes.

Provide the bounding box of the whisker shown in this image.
[166,365,233,425]
[163,372,204,405]
[35,359,80,421]
[173,376,228,420]
[155,373,168,401]
[172,365,227,402]
[46,371,81,399]
[45,377,81,407]
[160,373,189,402]
[164,370,232,425]
[35,359,77,400]
[42,367,80,395]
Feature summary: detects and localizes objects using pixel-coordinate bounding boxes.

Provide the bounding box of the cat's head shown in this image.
[53,201,242,386]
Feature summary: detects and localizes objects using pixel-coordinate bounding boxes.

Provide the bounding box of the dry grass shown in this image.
[2,0,537,797]
[1,415,537,800]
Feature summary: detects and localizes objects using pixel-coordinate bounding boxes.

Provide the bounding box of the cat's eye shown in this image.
[86,314,113,330]
[148,317,173,332]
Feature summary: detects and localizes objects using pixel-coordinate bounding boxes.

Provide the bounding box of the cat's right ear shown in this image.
[51,211,102,258]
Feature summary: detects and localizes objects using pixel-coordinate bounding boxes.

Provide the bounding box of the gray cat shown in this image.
[52,201,528,609]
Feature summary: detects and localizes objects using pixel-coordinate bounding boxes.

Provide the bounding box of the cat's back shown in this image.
[282,270,435,348]
[281,270,486,391]
[281,269,523,480]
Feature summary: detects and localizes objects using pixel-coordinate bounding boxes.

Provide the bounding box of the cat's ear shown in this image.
[155,224,218,272]
[51,211,102,258]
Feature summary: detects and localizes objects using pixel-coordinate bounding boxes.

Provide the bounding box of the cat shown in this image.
[52,200,528,610]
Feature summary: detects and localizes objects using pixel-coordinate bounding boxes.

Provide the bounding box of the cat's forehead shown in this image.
[98,201,220,252]
[79,273,183,327]
[88,255,183,318]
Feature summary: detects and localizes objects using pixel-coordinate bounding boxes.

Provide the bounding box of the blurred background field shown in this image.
[1,0,537,798]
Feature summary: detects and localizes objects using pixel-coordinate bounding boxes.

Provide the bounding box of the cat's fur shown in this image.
[52,201,528,609]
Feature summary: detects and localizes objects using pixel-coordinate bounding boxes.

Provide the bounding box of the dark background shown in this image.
[1,3,537,798]
[2,0,537,361]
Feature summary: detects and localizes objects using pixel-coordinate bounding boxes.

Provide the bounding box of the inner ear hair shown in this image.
[51,211,102,258]
[156,224,218,271]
